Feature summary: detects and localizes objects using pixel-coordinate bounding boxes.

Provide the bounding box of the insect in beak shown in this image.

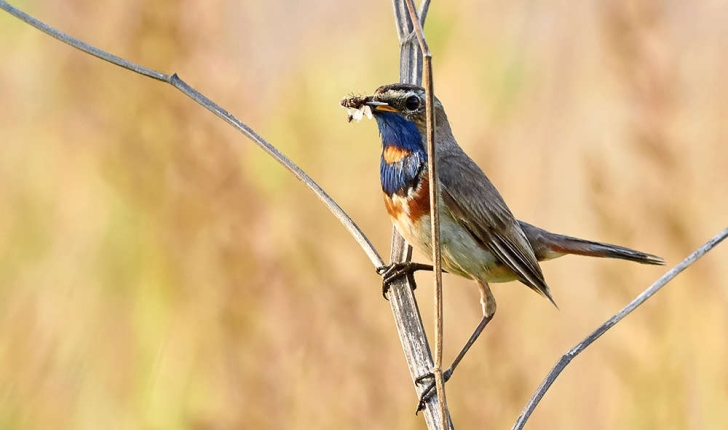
[340,96,396,122]
[345,104,373,122]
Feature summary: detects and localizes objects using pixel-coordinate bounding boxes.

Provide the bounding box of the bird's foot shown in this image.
[414,368,453,414]
[376,262,433,300]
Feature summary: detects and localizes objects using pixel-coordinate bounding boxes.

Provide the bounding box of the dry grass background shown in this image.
[1,0,727,429]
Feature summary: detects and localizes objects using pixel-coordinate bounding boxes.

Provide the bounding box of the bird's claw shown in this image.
[376,262,432,300]
[414,368,453,414]
[414,372,436,414]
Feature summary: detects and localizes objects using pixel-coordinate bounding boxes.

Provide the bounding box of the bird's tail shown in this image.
[519,221,665,266]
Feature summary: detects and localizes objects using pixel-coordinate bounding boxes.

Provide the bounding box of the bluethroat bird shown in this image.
[341,83,664,408]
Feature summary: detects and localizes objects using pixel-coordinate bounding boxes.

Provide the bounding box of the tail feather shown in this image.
[547,236,665,265]
[519,221,665,266]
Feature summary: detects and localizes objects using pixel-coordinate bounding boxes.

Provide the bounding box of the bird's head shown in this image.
[343,83,445,126]
[341,83,448,153]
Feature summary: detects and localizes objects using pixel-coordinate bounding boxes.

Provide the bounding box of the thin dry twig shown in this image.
[0,0,384,270]
[388,1,452,429]
[512,226,728,430]
[402,0,448,428]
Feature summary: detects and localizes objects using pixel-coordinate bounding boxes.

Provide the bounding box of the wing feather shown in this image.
[438,151,556,306]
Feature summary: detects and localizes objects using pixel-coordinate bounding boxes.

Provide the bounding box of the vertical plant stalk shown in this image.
[402,0,447,428]
[390,1,452,429]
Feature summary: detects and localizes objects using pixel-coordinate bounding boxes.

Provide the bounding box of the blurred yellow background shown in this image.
[1,0,727,429]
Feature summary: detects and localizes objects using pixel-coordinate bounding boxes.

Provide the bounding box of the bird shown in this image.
[341,83,664,408]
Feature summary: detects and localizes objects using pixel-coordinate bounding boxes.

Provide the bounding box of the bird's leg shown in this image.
[415,281,497,413]
[376,262,434,299]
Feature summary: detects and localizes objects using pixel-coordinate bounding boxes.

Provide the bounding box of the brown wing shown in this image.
[438,151,556,306]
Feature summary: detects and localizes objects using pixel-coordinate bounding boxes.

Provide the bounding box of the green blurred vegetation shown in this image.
[1,1,727,429]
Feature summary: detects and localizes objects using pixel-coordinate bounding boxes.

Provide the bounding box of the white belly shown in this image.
[389,199,519,284]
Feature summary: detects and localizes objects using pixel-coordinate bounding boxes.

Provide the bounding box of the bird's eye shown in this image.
[405,95,420,111]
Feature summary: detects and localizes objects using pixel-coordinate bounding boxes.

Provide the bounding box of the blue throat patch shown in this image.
[375,112,427,196]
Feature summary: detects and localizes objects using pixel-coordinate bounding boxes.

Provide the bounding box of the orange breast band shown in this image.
[382,146,412,164]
